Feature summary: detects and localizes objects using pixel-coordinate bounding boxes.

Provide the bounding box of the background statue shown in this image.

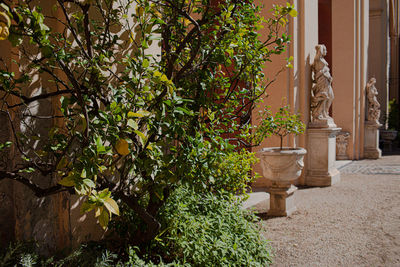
[310,44,334,125]
[366,78,381,124]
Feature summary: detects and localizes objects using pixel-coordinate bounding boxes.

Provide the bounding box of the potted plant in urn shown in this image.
[256,104,306,216]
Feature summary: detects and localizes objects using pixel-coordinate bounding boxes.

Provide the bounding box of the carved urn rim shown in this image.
[259,147,307,156]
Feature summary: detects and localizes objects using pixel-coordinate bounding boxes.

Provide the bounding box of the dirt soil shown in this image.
[261,155,400,267]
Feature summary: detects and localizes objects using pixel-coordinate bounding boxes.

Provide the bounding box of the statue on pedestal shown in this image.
[310,44,335,127]
[364,78,382,159]
[366,77,381,125]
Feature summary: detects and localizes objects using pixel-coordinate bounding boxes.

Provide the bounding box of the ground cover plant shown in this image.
[0,0,295,264]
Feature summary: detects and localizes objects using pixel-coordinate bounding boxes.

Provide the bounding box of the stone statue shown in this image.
[366,77,381,124]
[310,44,335,126]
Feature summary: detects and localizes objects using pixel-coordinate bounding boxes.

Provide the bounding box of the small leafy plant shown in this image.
[257,104,305,150]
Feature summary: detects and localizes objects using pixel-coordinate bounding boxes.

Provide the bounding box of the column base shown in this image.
[267,185,297,217]
[364,148,382,159]
[305,168,340,187]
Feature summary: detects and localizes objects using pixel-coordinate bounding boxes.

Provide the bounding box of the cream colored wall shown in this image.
[369,0,389,125]
[292,0,319,185]
[252,0,318,189]
[331,0,369,160]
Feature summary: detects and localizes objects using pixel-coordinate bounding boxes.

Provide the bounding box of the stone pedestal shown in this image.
[364,122,382,159]
[268,185,297,217]
[257,148,306,217]
[305,127,341,187]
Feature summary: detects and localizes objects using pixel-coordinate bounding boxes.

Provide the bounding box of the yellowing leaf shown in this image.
[58,174,75,187]
[75,114,87,133]
[95,207,102,217]
[134,130,147,146]
[153,70,162,77]
[289,9,297,17]
[128,111,143,118]
[81,168,87,178]
[56,157,68,170]
[0,12,10,27]
[136,6,144,17]
[0,22,9,41]
[104,198,120,216]
[160,74,169,82]
[128,110,151,118]
[98,209,110,229]
[115,139,130,156]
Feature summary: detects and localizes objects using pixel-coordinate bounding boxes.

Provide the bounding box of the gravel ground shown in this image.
[261,155,400,267]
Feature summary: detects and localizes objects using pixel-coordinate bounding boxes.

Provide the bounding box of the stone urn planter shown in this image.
[380,129,398,152]
[258,147,307,217]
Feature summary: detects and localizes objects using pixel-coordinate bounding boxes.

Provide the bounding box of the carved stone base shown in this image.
[309,117,337,128]
[305,127,341,187]
[364,149,382,159]
[305,168,341,187]
[364,122,382,159]
[336,131,350,160]
[268,185,297,217]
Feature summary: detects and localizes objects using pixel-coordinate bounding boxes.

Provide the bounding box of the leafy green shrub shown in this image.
[156,186,272,267]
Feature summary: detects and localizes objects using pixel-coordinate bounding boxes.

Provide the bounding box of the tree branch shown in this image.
[0,171,72,198]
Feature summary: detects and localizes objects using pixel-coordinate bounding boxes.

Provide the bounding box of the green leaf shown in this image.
[98,209,110,229]
[83,179,95,188]
[98,165,107,173]
[95,136,106,154]
[41,45,53,57]
[104,198,119,216]
[58,175,75,187]
[98,188,111,199]
[134,130,147,146]
[127,119,138,130]
[142,58,149,68]
[18,167,35,173]
[80,201,95,214]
